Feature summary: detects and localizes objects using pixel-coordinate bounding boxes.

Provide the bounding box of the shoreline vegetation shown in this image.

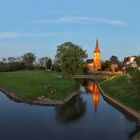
[0,71,79,105]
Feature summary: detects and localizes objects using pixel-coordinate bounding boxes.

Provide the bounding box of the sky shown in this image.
[0,0,140,61]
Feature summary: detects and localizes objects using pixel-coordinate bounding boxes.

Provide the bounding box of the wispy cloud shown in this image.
[0,31,80,39]
[94,18,127,26]
[31,16,127,26]
[31,16,91,24]
[0,16,127,39]
[0,32,23,38]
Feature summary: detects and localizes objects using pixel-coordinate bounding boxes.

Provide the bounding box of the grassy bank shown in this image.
[100,74,140,112]
[0,71,78,101]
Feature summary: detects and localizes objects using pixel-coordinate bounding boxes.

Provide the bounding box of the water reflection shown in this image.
[55,95,86,123]
[86,82,100,112]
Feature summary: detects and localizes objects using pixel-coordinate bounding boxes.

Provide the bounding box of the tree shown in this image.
[38,57,49,69]
[2,58,6,63]
[22,52,36,70]
[101,60,110,71]
[8,57,16,63]
[110,55,119,64]
[0,56,24,72]
[38,57,52,70]
[46,58,52,70]
[55,42,87,74]
[135,55,140,66]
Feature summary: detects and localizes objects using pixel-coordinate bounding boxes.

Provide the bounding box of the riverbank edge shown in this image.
[96,82,140,122]
[0,87,79,106]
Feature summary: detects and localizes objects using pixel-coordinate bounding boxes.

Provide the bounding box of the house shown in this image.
[123,56,137,68]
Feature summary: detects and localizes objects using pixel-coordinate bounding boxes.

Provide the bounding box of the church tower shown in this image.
[93,39,101,70]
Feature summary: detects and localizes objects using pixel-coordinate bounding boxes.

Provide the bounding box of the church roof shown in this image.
[87,59,93,63]
[94,39,100,53]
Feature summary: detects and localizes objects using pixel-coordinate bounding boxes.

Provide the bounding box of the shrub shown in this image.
[125,67,136,74]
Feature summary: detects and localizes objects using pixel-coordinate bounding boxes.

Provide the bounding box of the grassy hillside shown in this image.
[100,74,140,111]
[0,71,78,101]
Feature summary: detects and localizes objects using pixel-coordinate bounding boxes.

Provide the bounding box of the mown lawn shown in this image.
[0,71,78,101]
[100,75,140,112]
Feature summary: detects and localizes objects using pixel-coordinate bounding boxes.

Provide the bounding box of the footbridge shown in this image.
[73,75,107,80]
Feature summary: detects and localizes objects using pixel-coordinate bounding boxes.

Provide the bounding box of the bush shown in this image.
[115,68,119,72]
[125,67,136,74]
[82,66,89,74]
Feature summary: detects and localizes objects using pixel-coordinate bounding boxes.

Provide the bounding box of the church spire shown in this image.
[94,38,100,53]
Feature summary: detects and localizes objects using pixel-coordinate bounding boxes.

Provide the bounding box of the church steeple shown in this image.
[94,38,100,53]
[93,38,101,70]
[87,38,101,71]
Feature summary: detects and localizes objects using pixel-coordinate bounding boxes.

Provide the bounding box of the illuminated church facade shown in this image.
[87,39,101,71]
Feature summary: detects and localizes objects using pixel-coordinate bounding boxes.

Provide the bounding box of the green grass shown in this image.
[100,75,140,111]
[0,71,78,101]
[96,73,115,83]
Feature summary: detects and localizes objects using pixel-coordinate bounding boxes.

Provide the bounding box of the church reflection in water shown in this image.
[86,82,100,111]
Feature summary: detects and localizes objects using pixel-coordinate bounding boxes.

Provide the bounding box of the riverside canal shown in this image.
[0,80,139,140]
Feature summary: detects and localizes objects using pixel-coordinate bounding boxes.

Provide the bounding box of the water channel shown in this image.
[0,80,139,140]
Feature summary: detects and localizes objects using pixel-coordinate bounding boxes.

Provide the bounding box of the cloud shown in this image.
[31,16,91,24]
[0,31,80,39]
[0,16,127,39]
[0,32,24,38]
[94,18,127,26]
[31,16,127,26]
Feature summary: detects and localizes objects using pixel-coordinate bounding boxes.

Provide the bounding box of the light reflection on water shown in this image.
[0,80,139,140]
[86,82,100,112]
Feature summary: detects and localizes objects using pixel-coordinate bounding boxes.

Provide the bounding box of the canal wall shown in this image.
[97,83,140,123]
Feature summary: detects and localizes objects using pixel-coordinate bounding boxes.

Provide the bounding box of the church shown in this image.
[87,39,101,71]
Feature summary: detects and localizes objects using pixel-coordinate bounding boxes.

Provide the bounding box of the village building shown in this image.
[123,56,137,68]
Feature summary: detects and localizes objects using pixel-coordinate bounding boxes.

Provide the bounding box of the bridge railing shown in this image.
[73,75,106,80]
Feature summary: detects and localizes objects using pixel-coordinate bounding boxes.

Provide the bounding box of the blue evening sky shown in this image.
[0,0,140,61]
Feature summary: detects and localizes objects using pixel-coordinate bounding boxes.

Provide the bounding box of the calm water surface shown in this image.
[0,81,139,140]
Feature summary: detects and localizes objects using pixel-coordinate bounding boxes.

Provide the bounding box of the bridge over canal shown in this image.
[73,74,107,80]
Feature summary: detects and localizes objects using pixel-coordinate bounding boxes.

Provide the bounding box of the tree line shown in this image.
[0,53,52,72]
[0,41,139,74]
[0,42,88,74]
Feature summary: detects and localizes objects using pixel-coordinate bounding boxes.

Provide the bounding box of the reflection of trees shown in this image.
[55,95,86,123]
[76,79,88,87]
